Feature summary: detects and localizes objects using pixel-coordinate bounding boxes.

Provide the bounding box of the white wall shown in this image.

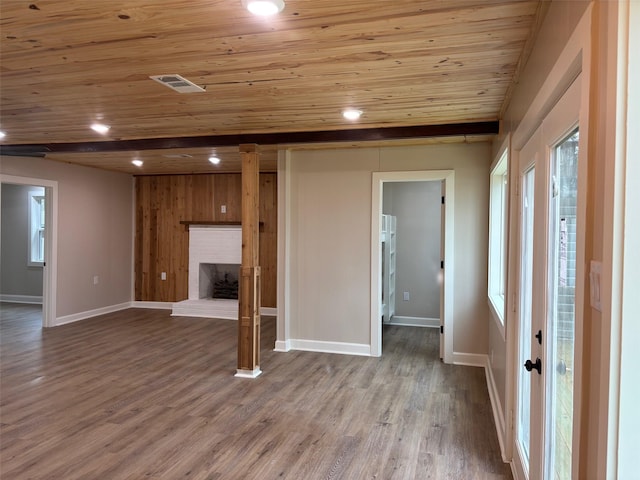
[0,183,44,298]
[0,156,134,320]
[287,142,490,356]
[383,181,441,319]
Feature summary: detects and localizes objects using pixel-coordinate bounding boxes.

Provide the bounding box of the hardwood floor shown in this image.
[0,303,511,479]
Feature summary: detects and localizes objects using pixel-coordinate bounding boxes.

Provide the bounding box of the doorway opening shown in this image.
[0,175,58,328]
[371,170,454,361]
[381,181,442,331]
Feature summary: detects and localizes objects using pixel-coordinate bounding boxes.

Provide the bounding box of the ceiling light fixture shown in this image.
[0,131,6,140]
[209,156,221,165]
[132,159,143,167]
[242,0,284,16]
[90,123,110,134]
[342,108,363,121]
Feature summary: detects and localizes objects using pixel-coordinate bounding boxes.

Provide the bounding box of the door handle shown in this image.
[524,357,542,375]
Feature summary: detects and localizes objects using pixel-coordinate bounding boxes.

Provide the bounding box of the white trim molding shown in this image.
[276,149,292,354]
[288,339,371,357]
[0,294,43,304]
[131,301,277,317]
[234,368,262,379]
[131,301,174,309]
[274,340,291,352]
[388,316,439,328]
[452,352,486,368]
[56,302,131,326]
[485,356,508,463]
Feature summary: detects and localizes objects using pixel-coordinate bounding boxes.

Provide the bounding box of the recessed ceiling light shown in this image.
[342,108,363,121]
[0,131,6,140]
[209,156,221,165]
[132,159,143,167]
[242,0,284,16]
[90,123,110,134]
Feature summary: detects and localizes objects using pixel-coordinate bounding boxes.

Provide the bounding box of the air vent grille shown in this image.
[150,74,205,93]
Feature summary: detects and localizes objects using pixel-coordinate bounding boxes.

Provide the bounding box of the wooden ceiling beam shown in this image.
[0,121,498,156]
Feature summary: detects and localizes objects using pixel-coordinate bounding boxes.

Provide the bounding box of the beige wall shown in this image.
[0,156,134,319]
[288,142,490,355]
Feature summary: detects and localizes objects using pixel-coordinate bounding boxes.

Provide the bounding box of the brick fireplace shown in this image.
[172,225,241,320]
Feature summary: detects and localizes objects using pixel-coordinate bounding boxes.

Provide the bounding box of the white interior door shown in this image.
[513,74,581,480]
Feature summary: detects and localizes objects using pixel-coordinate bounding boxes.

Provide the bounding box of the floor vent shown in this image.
[149,74,205,93]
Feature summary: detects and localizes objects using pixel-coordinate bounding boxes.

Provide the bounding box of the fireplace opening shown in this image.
[199,263,240,300]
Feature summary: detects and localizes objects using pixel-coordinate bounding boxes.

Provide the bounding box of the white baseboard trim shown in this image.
[56,302,131,326]
[0,294,43,305]
[274,340,291,352]
[389,316,439,328]
[485,356,508,463]
[235,368,262,379]
[452,352,487,368]
[130,301,277,316]
[288,339,371,357]
[130,301,174,309]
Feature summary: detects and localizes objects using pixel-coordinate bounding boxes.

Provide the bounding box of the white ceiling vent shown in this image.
[149,74,205,93]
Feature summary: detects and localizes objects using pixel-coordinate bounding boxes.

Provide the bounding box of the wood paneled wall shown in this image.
[135,173,277,307]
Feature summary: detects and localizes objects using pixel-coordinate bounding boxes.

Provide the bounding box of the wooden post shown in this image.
[235,144,262,378]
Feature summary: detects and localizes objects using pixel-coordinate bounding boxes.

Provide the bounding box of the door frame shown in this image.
[370,170,454,361]
[0,174,58,328]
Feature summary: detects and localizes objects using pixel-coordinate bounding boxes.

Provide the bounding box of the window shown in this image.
[28,190,45,266]
[488,149,508,329]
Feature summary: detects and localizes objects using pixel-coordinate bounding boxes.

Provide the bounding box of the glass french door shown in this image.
[514,74,581,480]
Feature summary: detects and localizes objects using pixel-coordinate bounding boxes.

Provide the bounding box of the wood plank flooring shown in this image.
[0,303,511,479]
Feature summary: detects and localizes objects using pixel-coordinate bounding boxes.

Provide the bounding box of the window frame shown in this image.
[28,189,45,267]
[488,141,509,337]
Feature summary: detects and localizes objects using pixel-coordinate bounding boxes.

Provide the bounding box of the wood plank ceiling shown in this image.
[0,0,544,174]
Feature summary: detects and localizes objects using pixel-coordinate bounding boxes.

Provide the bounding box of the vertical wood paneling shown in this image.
[134,173,277,306]
[259,174,278,307]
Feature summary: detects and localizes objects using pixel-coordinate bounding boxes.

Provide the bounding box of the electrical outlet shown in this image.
[403,291,410,301]
[161,272,167,280]
[221,205,227,214]
[93,275,99,285]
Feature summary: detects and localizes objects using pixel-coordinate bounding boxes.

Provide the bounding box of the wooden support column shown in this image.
[235,144,262,378]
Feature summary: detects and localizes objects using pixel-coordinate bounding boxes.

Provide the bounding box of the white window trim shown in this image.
[28,189,45,267]
[488,139,509,339]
